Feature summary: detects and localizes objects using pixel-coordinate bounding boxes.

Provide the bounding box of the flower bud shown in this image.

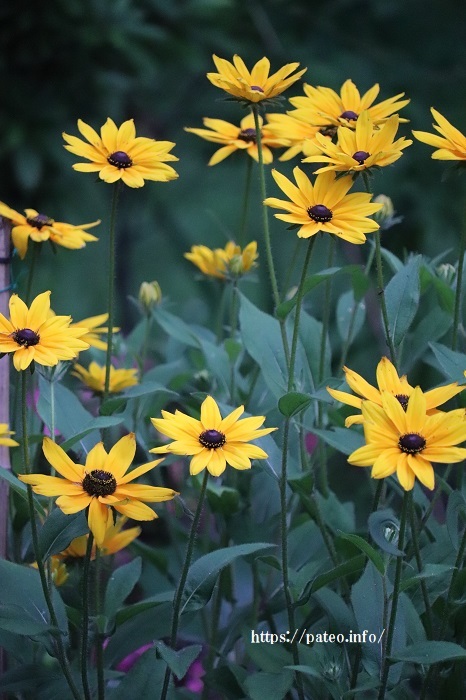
[373,194,394,223]
[436,263,456,286]
[138,281,162,312]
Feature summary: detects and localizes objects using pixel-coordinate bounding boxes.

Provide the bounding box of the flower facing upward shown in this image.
[63,118,179,188]
[289,79,410,129]
[0,202,99,260]
[0,423,19,448]
[327,357,464,427]
[72,361,138,394]
[0,291,90,371]
[303,111,412,174]
[185,113,285,165]
[412,108,466,161]
[348,388,466,491]
[150,395,276,477]
[19,435,177,546]
[185,241,258,279]
[60,516,140,559]
[264,168,382,244]
[207,54,306,104]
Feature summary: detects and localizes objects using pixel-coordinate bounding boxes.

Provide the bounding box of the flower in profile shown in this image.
[207,54,306,105]
[0,423,19,447]
[265,113,323,161]
[71,313,119,351]
[32,556,68,586]
[19,434,177,546]
[138,281,162,314]
[185,113,285,165]
[60,516,140,559]
[289,79,409,129]
[72,361,138,394]
[63,118,179,188]
[348,388,466,490]
[264,168,382,244]
[303,112,412,175]
[150,395,276,477]
[185,241,258,279]
[0,291,90,371]
[328,357,465,427]
[412,108,466,161]
[0,202,99,260]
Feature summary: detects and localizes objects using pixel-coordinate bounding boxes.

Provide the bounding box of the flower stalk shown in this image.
[103,182,121,405]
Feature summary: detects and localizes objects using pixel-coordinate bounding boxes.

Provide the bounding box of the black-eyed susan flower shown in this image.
[206,54,306,105]
[70,313,119,352]
[72,361,138,393]
[412,108,466,161]
[0,423,19,447]
[289,79,410,129]
[19,435,177,546]
[185,241,258,279]
[0,202,99,260]
[303,112,412,175]
[32,557,68,586]
[348,388,466,491]
[62,118,179,188]
[264,168,382,244]
[150,395,276,477]
[0,291,89,371]
[265,113,323,161]
[185,113,285,165]
[328,357,464,427]
[59,516,140,559]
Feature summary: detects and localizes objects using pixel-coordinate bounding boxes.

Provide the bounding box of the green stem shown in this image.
[81,532,94,700]
[160,470,209,700]
[288,238,316,391]
[451,219,466,351]
[103,182,121,404]
[371,480,385,513]
[238,156,253,246]
[408,495,433,639]
[95,547,105,700]
[229,279,239,402]
[282,238,301,303]
[318,235,335,383]
[378,492,408,700]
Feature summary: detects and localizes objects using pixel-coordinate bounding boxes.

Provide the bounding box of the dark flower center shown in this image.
[340,110,359,121]
[353,150,370,164]
[12,328,40,347]
[398,433,426,454]
[320,126,337,138]
[107,151,133,169]
[307,204,333,223]
[82,469,117,497]
[250,85,264,93]
[199,429,226,449]
[26,213,54,230]
[238,128,257,143]
[395,394,410,411]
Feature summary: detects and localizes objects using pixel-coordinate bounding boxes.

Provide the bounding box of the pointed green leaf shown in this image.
[385,255,421,347]
[278,392,311,417]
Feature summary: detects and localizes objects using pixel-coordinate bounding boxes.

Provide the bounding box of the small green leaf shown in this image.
[368,509,403,556]
[38,509,88,560]
[390,641,466,665]
[446,491,466,550]
[154,641,202,680]
[310,427,364,455]
[104,557,142,621]
[0,604,57,636]
[0,469,45,517]
[429,342,466,383]
[338,532,385,575]
[278,392,311,417]
[385,255,421,347]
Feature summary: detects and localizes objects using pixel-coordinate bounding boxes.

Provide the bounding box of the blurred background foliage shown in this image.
[2,0,466,354]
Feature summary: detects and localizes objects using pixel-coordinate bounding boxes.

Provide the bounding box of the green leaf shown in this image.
[0,468,46,517]
[104,557,142,621]
[182,542,275,613]
[206,482,240,515]
[301,555,365,599]
[38,509,88,560]
[385,255,421,347]
[244,671,294,700]
[58,416,125,451]
[309,427,364,455]
[0,603,57,636]
[338,531,385,575]
[400,564,455,592]
[446,491,466,550]
[107,650,166,699]
[0,665,61,693]
[154,640,202,680]
[390,641,466,665]
[429,342,466,383]
[278,391,311,417]
[368,509,403,556]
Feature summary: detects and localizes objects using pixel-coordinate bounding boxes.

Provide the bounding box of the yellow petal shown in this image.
[88,498,111,547]
[200,396,222,430]
[42,437,84,481]
[106,434,136,480]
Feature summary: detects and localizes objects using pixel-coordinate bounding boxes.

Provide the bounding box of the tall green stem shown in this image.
[160,470,209,700]
[229,279,239,402]
[81,533,94,700]
[103,182,121,403]
[287,238,316,389]
[451,219,466,351]
[408,495,433,639]
[95,547,105,700]
[318,235,335,383]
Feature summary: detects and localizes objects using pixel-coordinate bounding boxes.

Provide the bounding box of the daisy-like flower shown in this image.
[150,395,276,477]
[185,113,285,165]
[328,357,465,427]
[72,361,138,394]
[0,291,89,371]
[264,167,382,244]
[207,54,306,105]
[303,112,412,175]
[50,311,118,352]
[32,557,68,587]
[265,113,323,161]
[60,516,140,559]
[63,118,179,188]
[0,202,99,260]
[412,108,466,161]
[185,241,258,279]
[19,434,177,546]
[0,423,19,447]
[289,79,410,129]
[348,388,466,491]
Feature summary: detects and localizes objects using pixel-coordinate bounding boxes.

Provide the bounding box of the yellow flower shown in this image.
[63,118,179,188]
[32,557,68,587]
[19,434,177,547]
[289,79,410,129]
[138,281,162,313]
[185,113,285,165]
[0,202,99,260]
[348,388,466,491]
[0,291,89,371]
[0,423,19,447]
[185,241,258,279]
[207,54,306,104]
[264,167,382,244]
[72,361,138,394]
[328,357,465,427]
[60,516,140,559]
[303,111,412,174]
[150,395,276,477]
[265,113,322,161]
[412,108,466,161]
[71,313,119,352]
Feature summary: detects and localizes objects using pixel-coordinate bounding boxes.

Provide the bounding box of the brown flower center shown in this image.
[107,151,133,169]
[26,214,54,230]
[238,128,257,143]
[307,204,333,223]
[250,85,264,93]
[340,110,359,121]
[319,126,337,138]
[199,429,226,449]
[395,394,409,411]
[398,433,426,454]
[12,328,40,347]
[82,469,117,497]
[353,150,370,164]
